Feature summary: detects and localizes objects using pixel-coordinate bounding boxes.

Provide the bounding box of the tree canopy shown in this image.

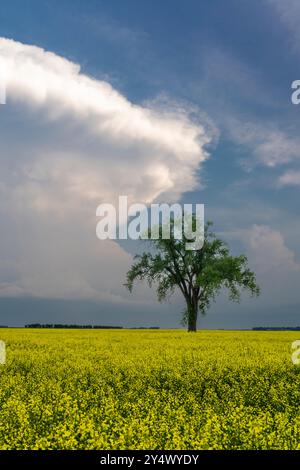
[125,221,260,331]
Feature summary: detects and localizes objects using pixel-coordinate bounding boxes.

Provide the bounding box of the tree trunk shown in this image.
[187,302,198,332]
[187,314,197,332]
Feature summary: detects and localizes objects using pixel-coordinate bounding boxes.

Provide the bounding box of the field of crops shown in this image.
[0,328,299,450]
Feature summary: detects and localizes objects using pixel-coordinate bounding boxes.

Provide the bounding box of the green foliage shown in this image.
[125,221,260,330]
[0,329,299,450]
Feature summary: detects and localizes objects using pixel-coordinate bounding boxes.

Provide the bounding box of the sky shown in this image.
[0,0,299,328]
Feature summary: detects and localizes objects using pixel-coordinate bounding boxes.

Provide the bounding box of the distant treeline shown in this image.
[130,327,160,330]
[25,324,123,329]
[24,324,160,329]
[253,327,300,331]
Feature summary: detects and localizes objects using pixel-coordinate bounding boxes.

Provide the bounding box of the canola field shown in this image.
[0,328,299,450]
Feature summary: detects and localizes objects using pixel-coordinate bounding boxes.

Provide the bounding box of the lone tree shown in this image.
[125,221,260,332]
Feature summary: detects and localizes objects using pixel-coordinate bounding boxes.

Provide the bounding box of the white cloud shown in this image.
[226,119,300,168]
[225,224,300,307]
[191,46,300,173]
[279,170,300,187]
[243,225,300,273]
[0,37,213,301]
[0,37,211,205]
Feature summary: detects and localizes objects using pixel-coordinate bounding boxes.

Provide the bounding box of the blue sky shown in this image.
[0,0,299,327]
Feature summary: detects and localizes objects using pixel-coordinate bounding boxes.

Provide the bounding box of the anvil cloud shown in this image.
[0,38,211,300]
